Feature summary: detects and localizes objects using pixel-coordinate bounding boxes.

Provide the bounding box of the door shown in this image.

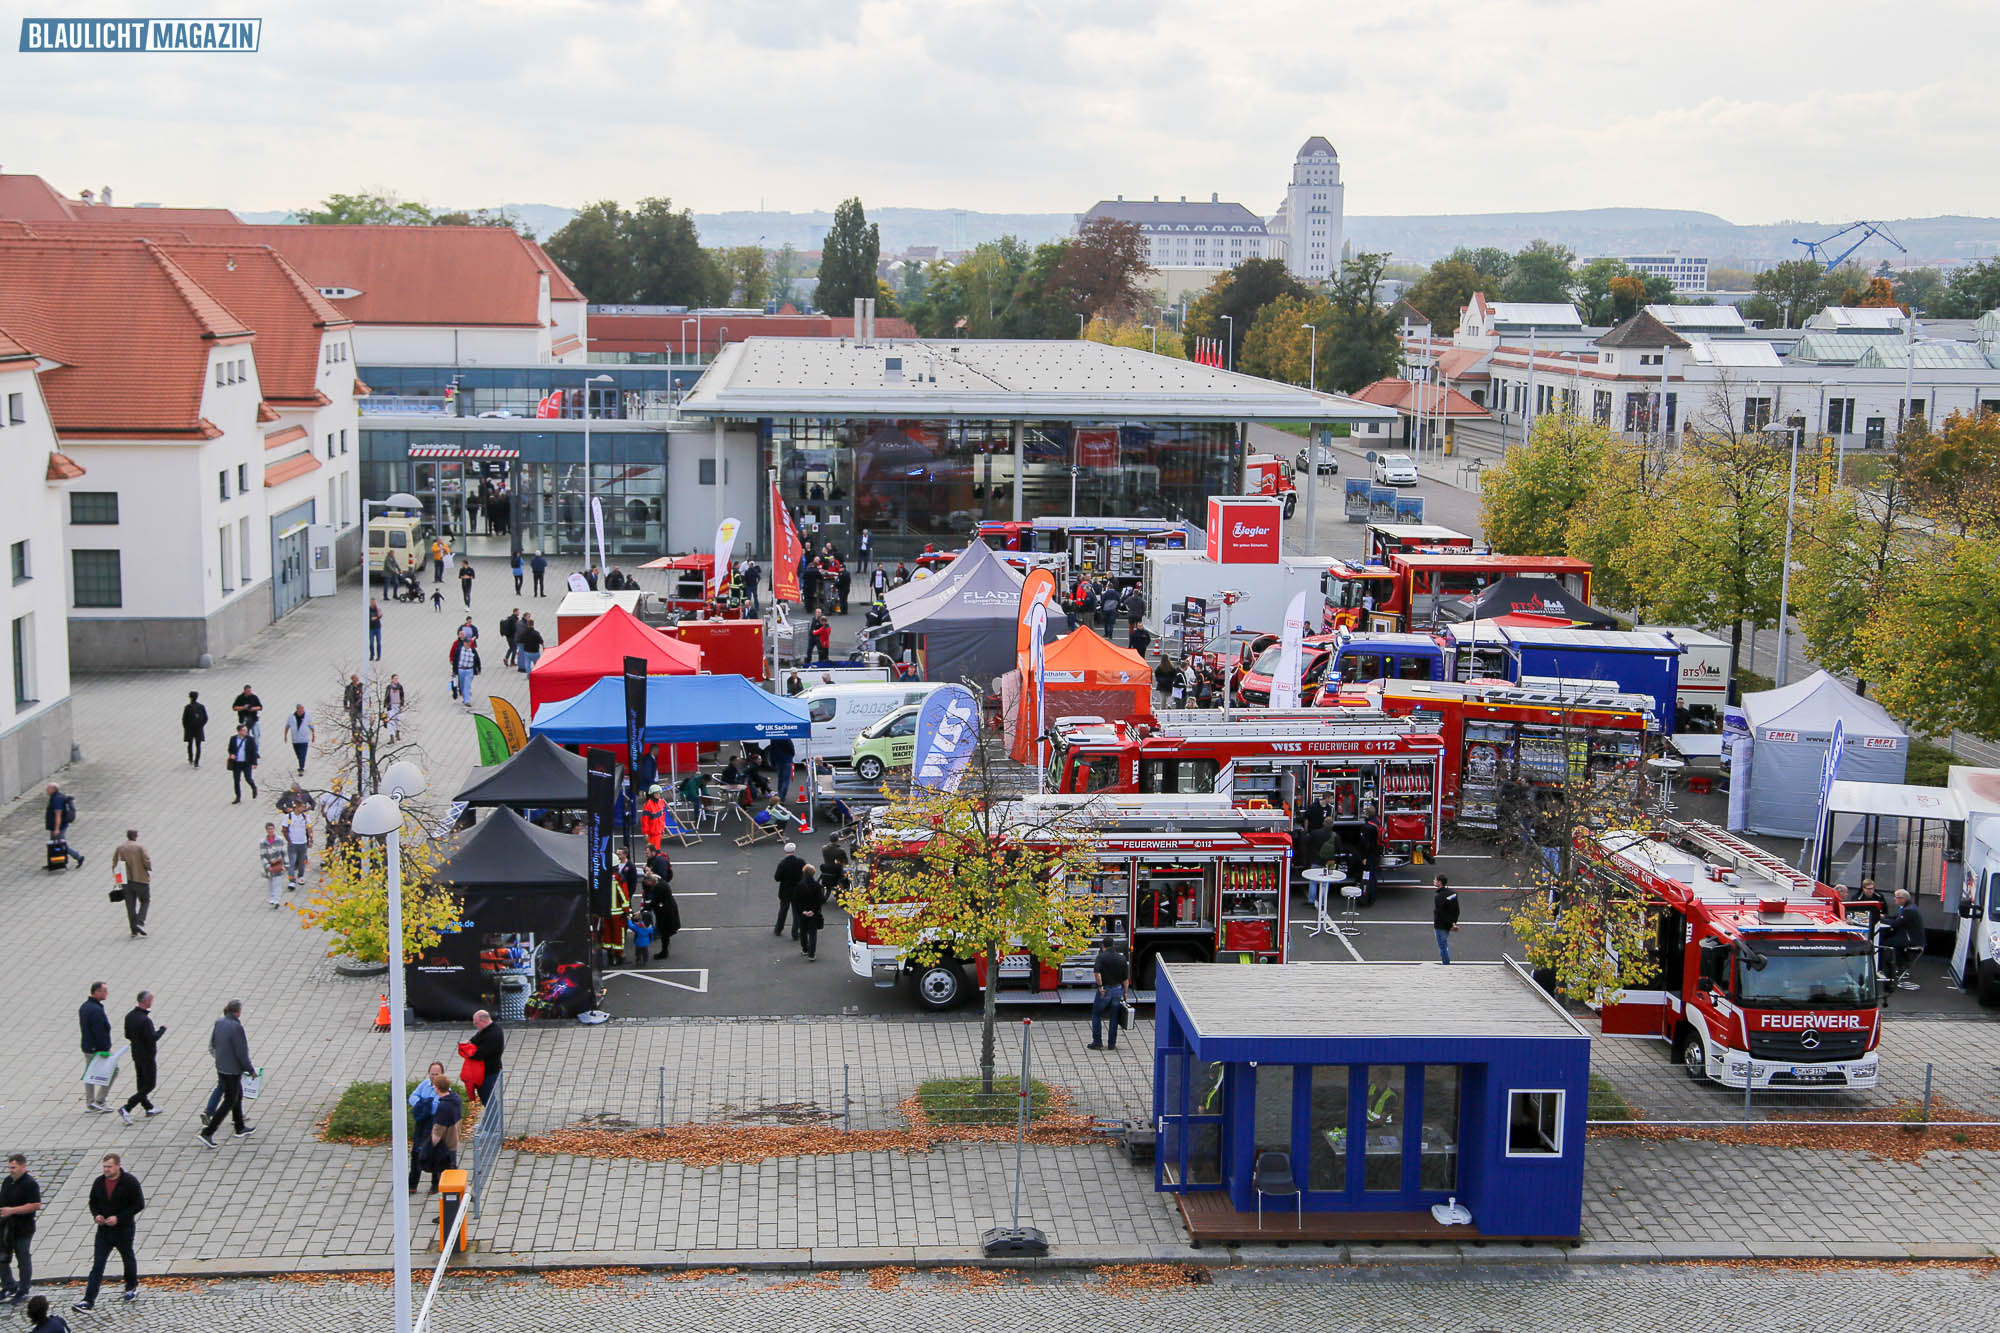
[306,524,336,598]
[1951,865,1994,988]
[1156,1053,1226,1191]
[272,525,309,619]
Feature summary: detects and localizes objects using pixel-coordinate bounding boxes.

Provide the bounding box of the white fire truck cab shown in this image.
[848,795,1294,1011]
[1582,818,1882,1090]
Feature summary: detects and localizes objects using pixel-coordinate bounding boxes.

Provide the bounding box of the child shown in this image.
[430,587,445,613]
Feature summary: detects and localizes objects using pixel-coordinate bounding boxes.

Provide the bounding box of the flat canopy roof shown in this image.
[1162,960,1589,1042]
[1827,780,1965,822]
[676,337,1401,424]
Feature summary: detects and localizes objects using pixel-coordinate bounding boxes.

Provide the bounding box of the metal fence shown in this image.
[1586,1054,1999,1127]
[468,1075,504,1218]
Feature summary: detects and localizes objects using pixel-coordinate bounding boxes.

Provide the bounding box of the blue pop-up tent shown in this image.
[528,673,811,744]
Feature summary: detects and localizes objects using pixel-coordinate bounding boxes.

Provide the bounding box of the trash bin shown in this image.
[497,974,529,1022]
[1443,433,1455,456]
[437,1168,470,1251]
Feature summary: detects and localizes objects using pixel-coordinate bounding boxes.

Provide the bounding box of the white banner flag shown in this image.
[712,517,742,596]
[1270,589,1311,709]
[590,495,609,579]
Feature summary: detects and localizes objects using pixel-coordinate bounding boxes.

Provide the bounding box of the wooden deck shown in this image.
[1175,1190,1486,1247]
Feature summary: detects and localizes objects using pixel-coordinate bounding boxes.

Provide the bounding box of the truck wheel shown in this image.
[1282,492,1297,519]
[855,755,885,782]
[912,962,966,1011]
[1674,1029,1707,1081]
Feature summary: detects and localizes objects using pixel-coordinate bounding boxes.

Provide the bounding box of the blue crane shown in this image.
[1791,221,1907,273]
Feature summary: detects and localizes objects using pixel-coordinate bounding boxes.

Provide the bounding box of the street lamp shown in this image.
[350,759,428,1333]
[676,318,696,367]
[1143,323,1156,354]
[1302,325,1319,561]
[581,373,615,564]
[360,492,421,794]
[1077,313,1087,339]
[1221,315,1234,372]
[1301,323,1318,391]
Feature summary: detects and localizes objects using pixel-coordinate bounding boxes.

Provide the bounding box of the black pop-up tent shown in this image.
[452,733,589,809]
[1436,576,1620,628]
[408,806,597,1023]
[886,540,1069,687]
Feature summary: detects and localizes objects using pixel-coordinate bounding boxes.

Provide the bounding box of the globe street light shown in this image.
[350,759,428,1333]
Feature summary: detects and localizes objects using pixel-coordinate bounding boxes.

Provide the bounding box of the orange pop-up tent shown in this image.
[1007,624,1152,762]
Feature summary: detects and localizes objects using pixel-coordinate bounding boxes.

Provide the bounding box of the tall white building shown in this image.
[1268,136,1345,285]
[1076,194,1270,272]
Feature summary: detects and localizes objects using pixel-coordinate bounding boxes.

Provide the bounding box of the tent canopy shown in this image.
[1008,625,1152,762]
[1438,577,1619,628]
[527,603,702,711]
[639,553,715,573]
[453,733,589,808]
[1038,623,1149,683]
[888,540,1068,686]
[530,672,812,745]
[439,805,587,886]
[1735,670,1909,838]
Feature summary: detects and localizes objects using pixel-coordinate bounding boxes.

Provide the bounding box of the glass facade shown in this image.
[358,364,697,423]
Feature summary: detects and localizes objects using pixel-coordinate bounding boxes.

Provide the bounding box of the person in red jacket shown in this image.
[808,612,832,665]
[638,785,667,852]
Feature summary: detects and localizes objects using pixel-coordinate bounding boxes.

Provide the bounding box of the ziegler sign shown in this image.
[1206,496,1283,564]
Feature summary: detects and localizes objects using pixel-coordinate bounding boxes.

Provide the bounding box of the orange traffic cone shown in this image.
[374,995,392,1032]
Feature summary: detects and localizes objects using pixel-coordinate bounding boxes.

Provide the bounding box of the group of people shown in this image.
[771,840,847,961]
[3,1150,143,1321]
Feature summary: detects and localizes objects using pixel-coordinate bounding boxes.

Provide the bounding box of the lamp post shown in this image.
[1302,324,1319,560]
[1302,323,1317,391]
[1221,315,1234,372]
[1143,324,1156,354]
[1077,313,1087,339]
[581,373,614,563]
[350,760,428,1333]
[676,318,696,367]
[360,493,421,795]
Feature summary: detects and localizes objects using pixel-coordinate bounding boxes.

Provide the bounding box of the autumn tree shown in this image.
[843,763,1101,1093]
[1051,217,1153,322]
[1477,412,1613,556]
[1788,427,1926,680]
[297,807,462,964]
[1855,536,2000,740]
[1857,276,1898,307]
[1563,434,1672,614]
[1084,315,1185,359]
[1902,409,2000,538]
[1183,258,1307,369]
[1572,257,1633,324]
[1237,292,1335,385]
[816,197,881,313]
[1401,258,1483,336]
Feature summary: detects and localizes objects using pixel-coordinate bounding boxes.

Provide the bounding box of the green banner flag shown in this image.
[474,713,510,766]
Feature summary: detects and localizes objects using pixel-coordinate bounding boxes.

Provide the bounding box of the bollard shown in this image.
[843,1061,851,1133]
[657,1066,666,1133]
[1922,1063,1934,1124]
[436,1168,470,1251]
[1743,1066,1753,1123]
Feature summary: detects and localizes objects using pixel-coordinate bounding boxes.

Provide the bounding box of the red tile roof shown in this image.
[522,237,584,302]
[353,376,372,397]
[264,424,308,450]
[1352,378,1491,418]
[0,174,239,224]
[256,400,281,423]
[0,322,32,360]
[154,242,348,405]
[1433,347,1489,381]
[46,451,86,481]
[0,237,255,439]
[264,452,322,486]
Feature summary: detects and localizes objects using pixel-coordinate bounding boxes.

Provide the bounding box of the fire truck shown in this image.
[1327,678,1656,828]
[847,795,1294,1010]
[974,516,1199,588]
[1245,453,1298,517]
[1045,709,1445,864]
[1580,818,1882,1089]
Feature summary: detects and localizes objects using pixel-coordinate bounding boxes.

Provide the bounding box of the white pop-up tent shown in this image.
[1729,670,1909,838]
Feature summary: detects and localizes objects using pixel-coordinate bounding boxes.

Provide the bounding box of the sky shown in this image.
[5,0,1998,222]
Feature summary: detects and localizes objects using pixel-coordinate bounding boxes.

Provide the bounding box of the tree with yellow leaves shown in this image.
[1476,411,1615,557]
[294,807,462,965]
[844,770,1102,1093]
[1083,315,1185,359]
[1855,535,2000,740]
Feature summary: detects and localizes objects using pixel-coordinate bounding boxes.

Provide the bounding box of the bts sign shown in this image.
[1206,496,1283,565]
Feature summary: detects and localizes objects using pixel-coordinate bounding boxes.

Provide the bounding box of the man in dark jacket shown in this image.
[78,983,112,1113]
[231,684,263,739]
[75,1155,143,1312]
[499,609,521,667]
[1432,875,1460,964]
[1097,583,1120,636]
[1087,944,1130,1051]
[197,1000,254,1146]
[767,735,797,803]
[0,1152,41,1304]
[180,691,208,768]
[466,1010,504,1105]
[225,726,259,804]
[529,552,548,596]
[44,785,81,869]
[772,842,807,939]
[118,993,165,1124]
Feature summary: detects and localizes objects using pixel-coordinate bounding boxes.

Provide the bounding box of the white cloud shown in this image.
[2,0,1997,223]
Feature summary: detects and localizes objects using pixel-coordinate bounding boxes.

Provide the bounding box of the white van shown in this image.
[802,682,948,765]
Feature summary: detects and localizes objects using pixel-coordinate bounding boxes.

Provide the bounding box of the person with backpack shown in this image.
[450,634,481,710]
[44,786,81,870]
[1098,582,1121,637]
[180,691,208,768]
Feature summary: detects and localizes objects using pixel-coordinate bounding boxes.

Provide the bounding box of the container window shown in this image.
[1507,1090,1564,1156]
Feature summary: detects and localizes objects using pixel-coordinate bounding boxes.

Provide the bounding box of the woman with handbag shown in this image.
[791,868,826,961]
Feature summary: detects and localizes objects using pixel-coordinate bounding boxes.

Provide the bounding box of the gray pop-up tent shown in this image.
[886,540,1069,687]
[1731,670,1909,838]
[453,733,589,809]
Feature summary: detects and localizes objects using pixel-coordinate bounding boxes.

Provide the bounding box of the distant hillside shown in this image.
[237,203,2000,268]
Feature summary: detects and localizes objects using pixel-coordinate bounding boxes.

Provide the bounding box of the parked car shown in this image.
[1373,452,1419,486]
[850,702,923,781]
[1294,443,1340,475]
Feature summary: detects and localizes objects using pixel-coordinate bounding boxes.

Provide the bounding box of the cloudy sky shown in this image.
[6,0,1997,221]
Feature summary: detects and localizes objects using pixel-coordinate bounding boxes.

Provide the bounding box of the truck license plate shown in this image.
[1789,1068,1830,1081]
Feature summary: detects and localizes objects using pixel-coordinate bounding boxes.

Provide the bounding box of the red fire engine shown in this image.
[1045,709,1445,864]
[1389,552,1593,629]
[1327,679,1656,828]
[1581,819,1883,1089]
[1245,454,1298,517]
[847,796,1293,1010]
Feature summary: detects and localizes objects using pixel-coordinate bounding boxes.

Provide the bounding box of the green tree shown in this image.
[1565,436,1668,614]
[1500,239,1576,304]
[432,206,527,234]
[1751,259,1832,328]
[1238,292,1335,384]
[1084,315,1185,359]
[1320,251,1400,392]
[625,197,718,306]
[1050,217,1153,322]
[1892,267,1948,315]
[1402,258,1483,336]
[292,191,434,225]
[1903,409,2000,537]
[1789,438,1924,681]
[770,242,800,308]
[1183,258,1307,368]
[543,200,632,303]
[1446,246,1513,288]
[817,197,881,314]
[1573,257,1634,324]
[1478,412,1612,556]
[723,245,771,307]
[1934,257,2000,319]
[1856,536,2000,740]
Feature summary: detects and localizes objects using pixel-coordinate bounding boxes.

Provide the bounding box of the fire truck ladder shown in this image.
[1666,818,1821,897]
[1151,709,1441,738]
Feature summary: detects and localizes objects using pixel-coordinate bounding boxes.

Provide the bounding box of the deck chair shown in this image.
[657,805,700,847]
[734,804,788,847]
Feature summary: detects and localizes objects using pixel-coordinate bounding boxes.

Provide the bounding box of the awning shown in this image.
[531,673,811,744]
[1825,780,1965,822]
[408,446,521,460]
[264,452,323,487]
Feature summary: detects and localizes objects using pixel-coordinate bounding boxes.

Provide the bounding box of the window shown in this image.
[808,698,835,723]
[215,363,226,386]
[1364,1066,1405,1190]
[237,463,248,493]
[11,614,33,707]
[1864,416,1886,448]
[219,470,230,500]
[9,540,26,584]
[70,491,118,525]
[698,458,716,485]
[1593,389,1613,425]
[1826,398,1855,434]
[6,391,22,425]
[219,527,233,592]
[340,428,348,455]
[1506,1090,1564,1156]
[328,433,337,459]
[71,549,123,607]
[1742,397,1773,431]
[239,516,251,581]
[1419,1066,1460,1190]
[1306,1065,1351,1190]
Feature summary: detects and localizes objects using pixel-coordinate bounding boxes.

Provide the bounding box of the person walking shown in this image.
[111,831,151,938]
[73,1155,143,1312]
[870,565,888,601]
[499,608,521,668]
[225,725,259,804]
[772,842,806,940]
[382,675,407,742]
[44,785,81,870]
[0,1154,41,1306]
[282,705,315,777]
[231,683,263,741]
[638,785,667,854]
[1087,942,1129,1051]
[368,599,383,662]
[117,993,164,1124]
[529,552,548,597]
[1097,582,1120,638]
[78,983,113,1113]
[258,824,288,909]
[421,1071,463,1194]
[280,804,312,890]
[451,635,481,710]
[856,527,871,572]
[462,1010,503,1105]
[767,734,797,804]
[1123,585,1144,638]
[1129,622,1153,659]
[196,1000,254,1147]
[792,868,826,960]
[180,691,208,768]
[514,615,543,673]
[510,552,524,595]
[458,558,476,608]
[1432,875,1460,964]
[406,1061,447,1193]
[644,849,680,961]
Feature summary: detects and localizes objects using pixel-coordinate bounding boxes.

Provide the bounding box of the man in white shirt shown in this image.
[281,705,315,776]
[281,807,312,889]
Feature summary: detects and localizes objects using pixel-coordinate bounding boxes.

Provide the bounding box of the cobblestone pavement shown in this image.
[18,1263,2000,1333]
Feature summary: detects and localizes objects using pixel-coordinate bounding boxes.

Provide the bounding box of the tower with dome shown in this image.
[1268,135,1344,284]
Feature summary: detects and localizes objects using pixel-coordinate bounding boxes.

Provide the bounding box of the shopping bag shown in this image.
[241,1069,262,1100]
[83,1046,127,1087]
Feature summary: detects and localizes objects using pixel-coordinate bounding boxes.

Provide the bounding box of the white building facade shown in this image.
[1268,136,1345,285]
[0,332,76,803]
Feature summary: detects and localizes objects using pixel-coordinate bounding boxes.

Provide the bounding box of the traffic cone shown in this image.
[374,995,391,1032]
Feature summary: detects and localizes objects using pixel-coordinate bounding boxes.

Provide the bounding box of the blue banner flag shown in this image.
[912,685,980,793]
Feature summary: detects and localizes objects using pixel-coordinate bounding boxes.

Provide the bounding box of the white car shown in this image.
[1373,453,1419,486]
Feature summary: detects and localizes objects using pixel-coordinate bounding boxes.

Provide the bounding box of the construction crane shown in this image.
[1791,221,1907,273]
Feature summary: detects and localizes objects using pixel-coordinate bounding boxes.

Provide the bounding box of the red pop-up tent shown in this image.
[1007,625,1152,762]
[527,603,702,712]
